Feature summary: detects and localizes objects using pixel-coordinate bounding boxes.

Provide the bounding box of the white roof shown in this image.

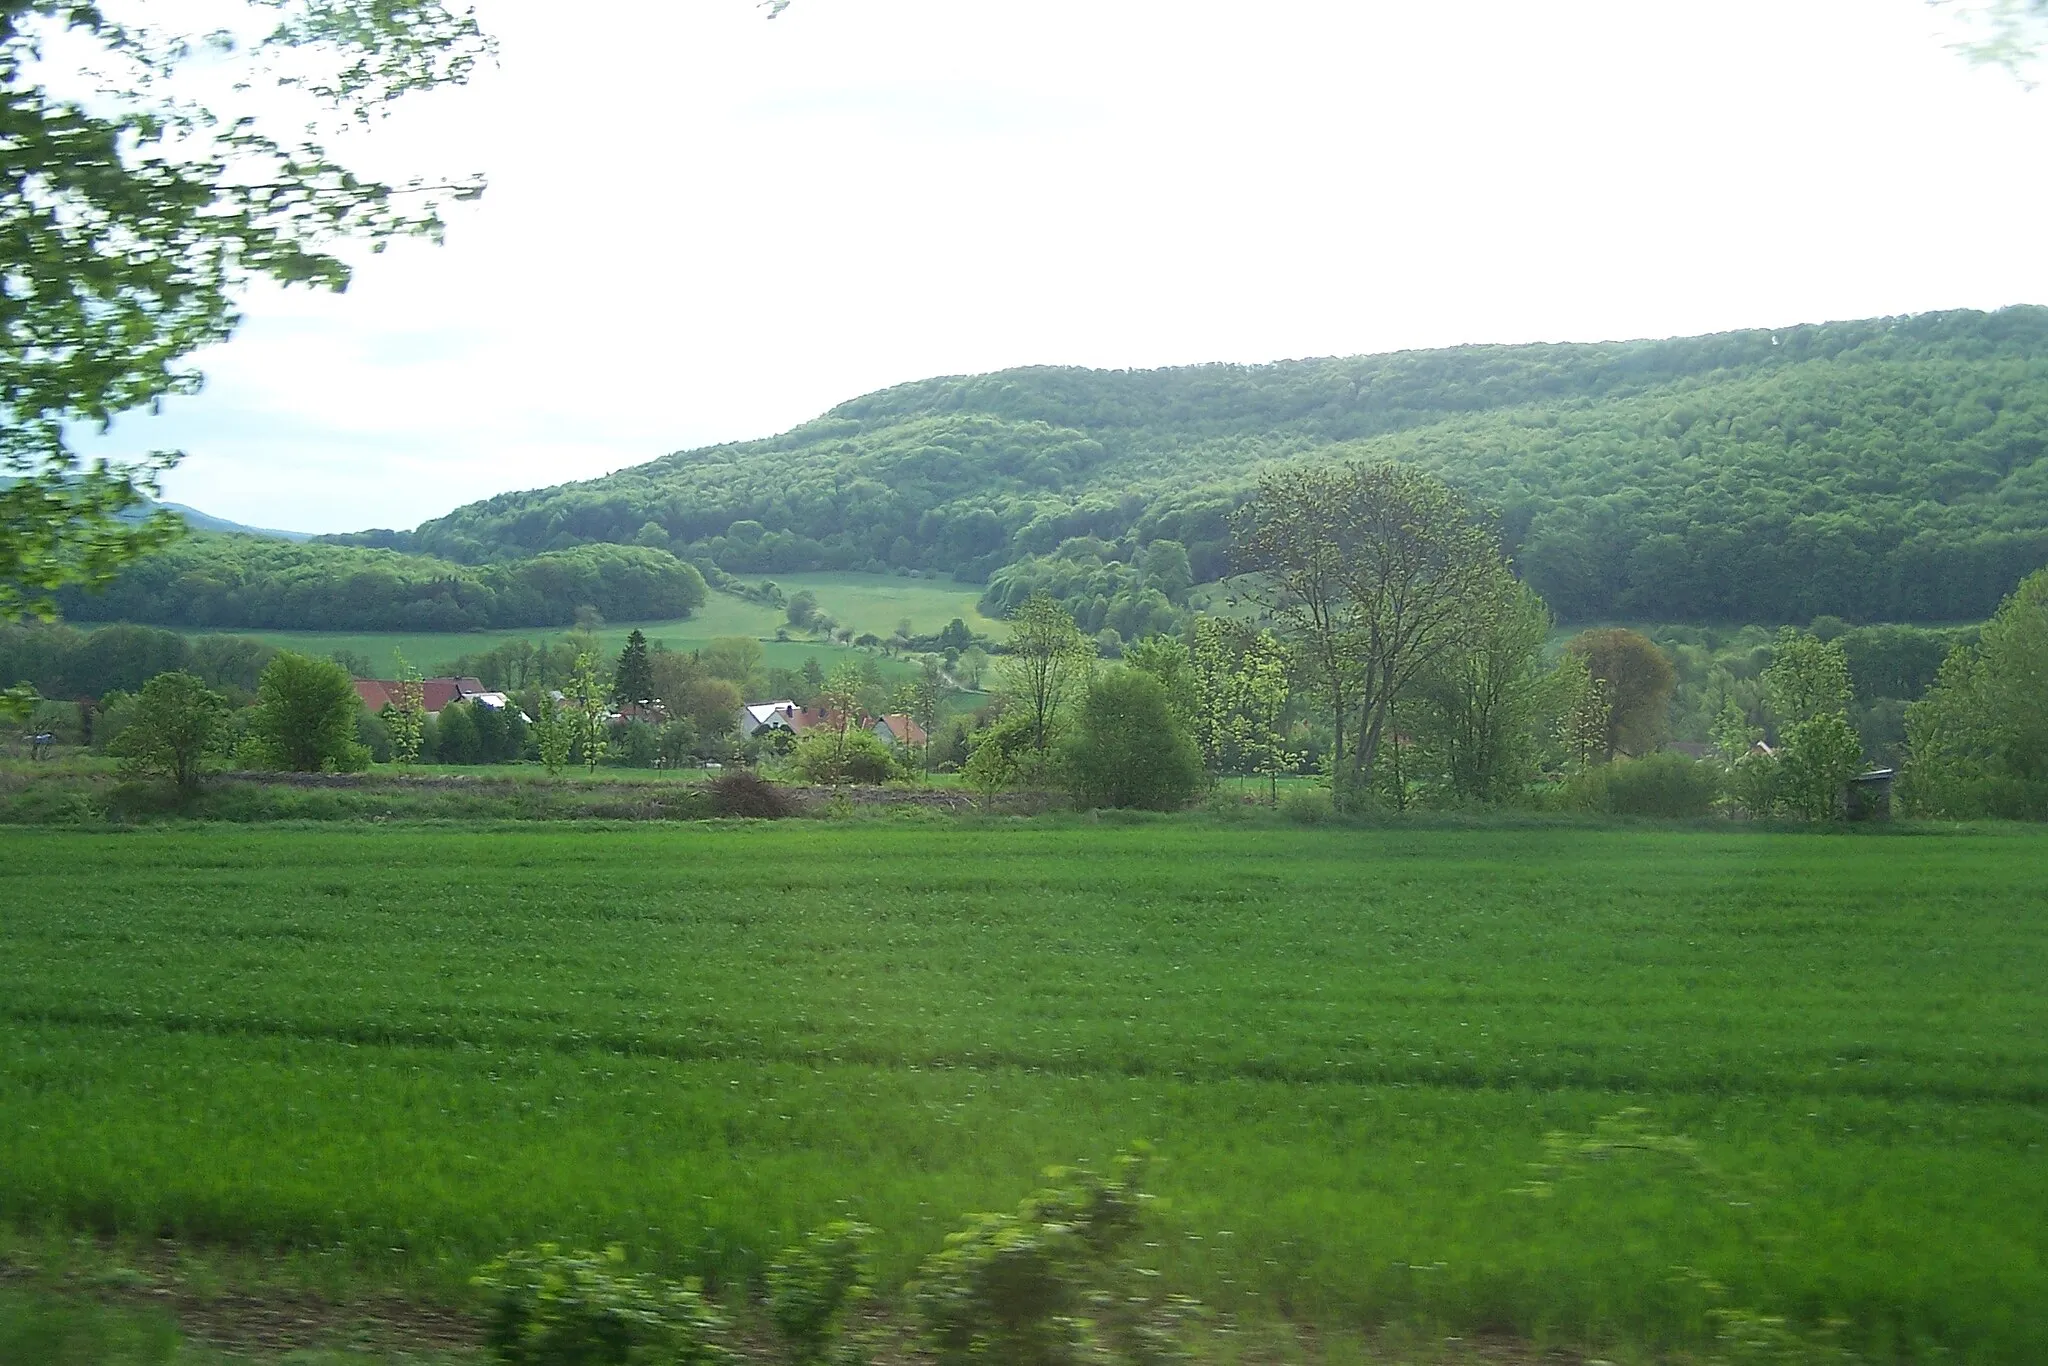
[745,700,797,723]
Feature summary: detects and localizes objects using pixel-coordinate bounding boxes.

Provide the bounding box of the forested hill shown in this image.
[362,305,2040,623]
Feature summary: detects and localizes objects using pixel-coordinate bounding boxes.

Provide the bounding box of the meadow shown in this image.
[0,821,2043,1362]
[161,571,996,679]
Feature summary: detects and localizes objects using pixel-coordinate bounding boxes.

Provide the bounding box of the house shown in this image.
[740,700,799,737]
[353,677,528,720]
[871,713,928,749]
[739,701,851,738]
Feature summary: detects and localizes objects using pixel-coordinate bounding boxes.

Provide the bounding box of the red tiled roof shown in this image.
[876,713,928,746]
[353,677,476,715]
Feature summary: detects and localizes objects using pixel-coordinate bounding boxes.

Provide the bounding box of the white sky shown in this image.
[76,0,2048,535]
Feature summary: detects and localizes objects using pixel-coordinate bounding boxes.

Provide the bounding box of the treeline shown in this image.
[56,536,707,632]
[349,306,2048,627]
[1,621,278,702]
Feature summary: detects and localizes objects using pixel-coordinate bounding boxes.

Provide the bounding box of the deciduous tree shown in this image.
[246,651,367,772]
[1565,629,1675,761]
[107,670,228,791]
[996,591,1092,752]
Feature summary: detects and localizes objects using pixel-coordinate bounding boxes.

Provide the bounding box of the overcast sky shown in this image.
[78,0,2048,535]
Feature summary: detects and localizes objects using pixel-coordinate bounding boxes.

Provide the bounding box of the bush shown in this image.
[1279,788,1334,825]
[1565,752,1720,818]
[472,1244,726,1366]
[791,730,897,785]
[912,1150,1195,1366]
[1061,670,1205,811]
[766,1221,873,1364]
[707,770,795,818]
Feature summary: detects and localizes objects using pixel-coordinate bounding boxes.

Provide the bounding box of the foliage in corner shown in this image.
[471,1243,726,1366]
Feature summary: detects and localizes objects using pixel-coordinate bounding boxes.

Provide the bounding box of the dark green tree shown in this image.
[612,629,655,707]
[1062,669,1204,810]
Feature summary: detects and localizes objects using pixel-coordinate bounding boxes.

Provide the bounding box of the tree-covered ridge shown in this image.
[58,536,706,632]
[362,306,2048,626]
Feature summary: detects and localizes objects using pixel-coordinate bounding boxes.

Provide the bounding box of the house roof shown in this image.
[353,677,486,716]
[875,713,928,746]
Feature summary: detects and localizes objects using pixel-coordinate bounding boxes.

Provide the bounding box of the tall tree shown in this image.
[388,651,426,766]
[1902,566,2048,818]
[566,650,610,773]
[1762,628,1853,729]
[1235,465,1360,787]
[1565,629,1676,761]
[1409,580,1551,803]
[612,629,656,707]
[1239,461,1509,806]
[997,590,1093,752]
[0,2,486,622]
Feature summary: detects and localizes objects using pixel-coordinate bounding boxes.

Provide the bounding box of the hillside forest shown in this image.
[53,306,2048,639]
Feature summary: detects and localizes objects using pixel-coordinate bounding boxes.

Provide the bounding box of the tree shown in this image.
[997,591,1093,752]
[1901,566,2048,818]
[787,591,822,632]
[1777,712,1865,821]
[566,650,610,773]
[701,636,765,688]
[1408,581,1550,804]
[388,651,426,766]
[247,651,368,772]
[1238,461,1509,806]
[107,671,228,791]
[1565,629,1675,761]
[613,629,655,707]
[1762,629,1853,730]
[0,2,486,622]
[436,699,481,764]
[534,691,574,775]
[1063,670,1205,811]
[901,657,953,774]
[955,646,989,691]
[1547,653,1610,772]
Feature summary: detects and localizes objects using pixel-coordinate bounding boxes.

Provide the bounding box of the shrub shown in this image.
[472,1244,726,1366]
[1279,788,1334,825]
[912,1149,1196,1366]
[766,1221,873,1364]
[1566,752,1720,818]
[707,770,795,818]
[791,730,897,785]
[105,671,230,792]
[1062,670,1204,811]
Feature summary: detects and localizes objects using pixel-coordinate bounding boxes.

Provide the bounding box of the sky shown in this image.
[74,0,2048,535]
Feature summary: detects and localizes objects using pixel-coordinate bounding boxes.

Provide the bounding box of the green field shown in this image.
[1,821,2043,1362]
[163,572,995,679]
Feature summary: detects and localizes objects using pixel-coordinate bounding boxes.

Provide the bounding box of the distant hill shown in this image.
[157,502,310,542]
[347,306,2048,626]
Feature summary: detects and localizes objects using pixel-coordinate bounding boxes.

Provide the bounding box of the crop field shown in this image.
[0,822,2043,1361]
[161,571,994,678]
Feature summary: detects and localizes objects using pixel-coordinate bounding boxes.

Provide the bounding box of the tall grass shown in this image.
[0,824,2043,1360]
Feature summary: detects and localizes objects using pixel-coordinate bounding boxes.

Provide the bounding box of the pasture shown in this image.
[159,571,995,678]
[0,821,2043,1362]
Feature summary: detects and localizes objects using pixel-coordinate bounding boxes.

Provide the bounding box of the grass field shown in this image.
[0,822,2043,1362]
[159,571,995,679]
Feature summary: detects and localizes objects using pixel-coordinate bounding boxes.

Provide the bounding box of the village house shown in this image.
[739,700,927,750]
[354,676,524,719]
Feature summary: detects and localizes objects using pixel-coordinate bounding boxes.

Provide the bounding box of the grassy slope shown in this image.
[0,822,2043,1361]
[161,572,992,678]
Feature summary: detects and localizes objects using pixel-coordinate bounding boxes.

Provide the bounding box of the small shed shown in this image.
[1846,768,1895,822]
